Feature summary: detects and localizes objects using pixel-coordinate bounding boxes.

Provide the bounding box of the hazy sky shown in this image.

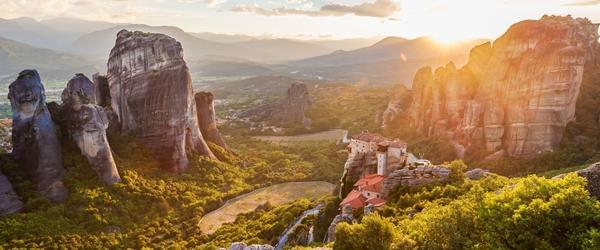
[2,0,600,40]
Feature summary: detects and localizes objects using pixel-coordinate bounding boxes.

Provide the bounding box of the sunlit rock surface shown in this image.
[107,30,214,172]
[195,91,229,151]
[0,170,23,216]
[8,69,68,202]
[62,74,121,185]
[401,15,600,158]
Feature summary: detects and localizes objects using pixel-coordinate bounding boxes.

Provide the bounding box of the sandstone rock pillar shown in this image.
[107,30,214,173]
[195,91,229,151]
[8,69,68,202]
[62,74,121,185]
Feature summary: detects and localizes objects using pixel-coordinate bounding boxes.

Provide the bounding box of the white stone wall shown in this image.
[350,139,371,155]
[377,152,387,175]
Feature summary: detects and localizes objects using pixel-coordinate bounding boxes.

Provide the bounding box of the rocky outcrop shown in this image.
[8,69,68,202]
[194,91,229,150]
[401,16,600,159]
[326,204,354,243]
[465,168,490,180]
[270,83,312,127]
[381,166,451,197]
[0,170,23,216]
[107,30,214,172]
[228,242,274,250]
[236,83,312,128]
[61,74,121,185]
[576,162,600,197]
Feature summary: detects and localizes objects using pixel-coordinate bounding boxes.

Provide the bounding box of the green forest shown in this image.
[0,132,345,248]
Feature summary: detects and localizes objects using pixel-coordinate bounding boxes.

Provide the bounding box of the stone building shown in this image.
[348,131,407,177]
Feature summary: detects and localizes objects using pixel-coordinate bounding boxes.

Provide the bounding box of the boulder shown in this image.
[229,242,274,250]
[0,170,23,216]
[107,30,215,172]
[465,168,490,180]
[577,162,600,197]
[61,74,121,185]
[8,69,68,202]
[194,91,229,151]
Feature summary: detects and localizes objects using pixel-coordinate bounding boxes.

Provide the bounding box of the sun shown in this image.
[431,33,470,45]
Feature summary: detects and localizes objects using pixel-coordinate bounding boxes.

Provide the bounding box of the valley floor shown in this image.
[251,129,347,144]
[198,181,335,234]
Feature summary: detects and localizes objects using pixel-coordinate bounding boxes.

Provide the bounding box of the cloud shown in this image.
[177,0,227,7]
[231,0,400,18]
[563,0,600,6]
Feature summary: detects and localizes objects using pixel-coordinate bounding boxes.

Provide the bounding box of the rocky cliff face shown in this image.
[107,30,214,172]
[401,16,600,159]
[8,69,68,202]
[194,91,229,150]
[62,74,121,185]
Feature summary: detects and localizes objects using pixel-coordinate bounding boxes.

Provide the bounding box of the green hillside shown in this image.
[0,132,345,248]
[0,36,99,84]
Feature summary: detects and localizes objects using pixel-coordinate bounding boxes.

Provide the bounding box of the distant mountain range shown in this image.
[0,36,99,84]
[0,16,487,86]
[285,36,489,85]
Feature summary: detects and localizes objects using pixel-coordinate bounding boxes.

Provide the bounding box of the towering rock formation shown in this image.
[271,83,312,127]
[107,30,214,172]
[0,170,23,216]
[402,15,600,159]
[61,74,121,185]
[236,83,313,129]
[194,92,229,150]
[8,70,68,202]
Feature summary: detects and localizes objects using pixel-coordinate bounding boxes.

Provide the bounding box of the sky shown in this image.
[1,0,600,41]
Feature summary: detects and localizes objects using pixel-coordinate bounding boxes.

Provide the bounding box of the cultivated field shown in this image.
[252,129,347,144]
[198,181,336,234]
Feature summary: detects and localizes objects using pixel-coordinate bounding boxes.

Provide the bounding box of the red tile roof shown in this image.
[365,197,387,207]
[362,184,381,193]
[355,174,384,189]
[351,132,386,143]
[340,190,367,210]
